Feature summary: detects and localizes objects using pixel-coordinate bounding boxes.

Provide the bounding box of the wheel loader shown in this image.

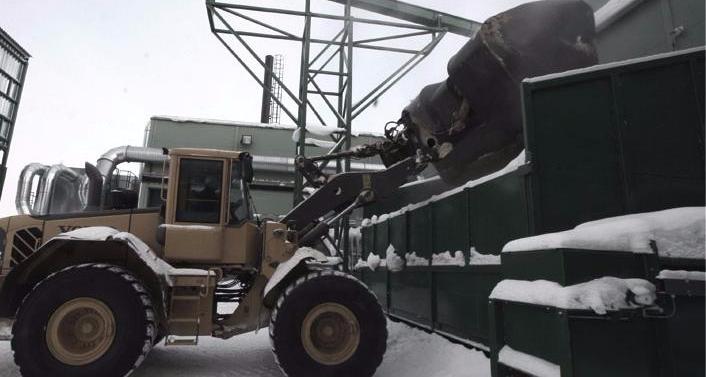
[0,1,599,376]
[1,146,424,377]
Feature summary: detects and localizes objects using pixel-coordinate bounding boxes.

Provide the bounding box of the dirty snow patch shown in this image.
[503,207,705,259]
[490,277,656,315]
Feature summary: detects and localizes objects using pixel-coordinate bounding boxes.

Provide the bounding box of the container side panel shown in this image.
[432,191,470,258]
[570,314,660,377]
[501,302,563,364]
[389,270,432,327]
[434,267,502,344]
[408,206,433,260]
[468,172,529,254]
[617,60,705,211]
[525,78,625,233]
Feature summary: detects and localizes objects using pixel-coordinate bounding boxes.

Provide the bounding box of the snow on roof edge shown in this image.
[151,115,384,138]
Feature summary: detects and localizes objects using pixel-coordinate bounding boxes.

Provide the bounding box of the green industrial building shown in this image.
[587,0,704,62]
[140,116,385,218]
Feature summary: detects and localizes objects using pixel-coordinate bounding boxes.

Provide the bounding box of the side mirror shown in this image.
[242,154,254,183]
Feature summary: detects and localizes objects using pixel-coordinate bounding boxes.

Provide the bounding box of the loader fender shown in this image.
[263,247,328,306]
[0,226,172,323]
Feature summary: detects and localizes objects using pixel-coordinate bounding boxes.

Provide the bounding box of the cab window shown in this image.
[175,158,223,223]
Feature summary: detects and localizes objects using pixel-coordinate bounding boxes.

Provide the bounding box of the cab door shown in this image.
[163,157,228,263]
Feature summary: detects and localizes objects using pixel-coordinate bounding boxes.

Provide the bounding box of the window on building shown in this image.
[175,159,223,223]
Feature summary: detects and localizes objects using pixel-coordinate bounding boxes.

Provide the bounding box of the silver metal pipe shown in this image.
[33,164,82,216]
[96,146,168,208]
[15,163,48,215]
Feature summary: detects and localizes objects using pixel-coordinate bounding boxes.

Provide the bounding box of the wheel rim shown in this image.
[46,297,116,366]
[301,302,360,366]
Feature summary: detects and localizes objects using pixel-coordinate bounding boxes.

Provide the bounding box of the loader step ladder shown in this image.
[165,270,216,346]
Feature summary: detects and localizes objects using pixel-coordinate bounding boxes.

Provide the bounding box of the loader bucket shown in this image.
[403,0,598,184]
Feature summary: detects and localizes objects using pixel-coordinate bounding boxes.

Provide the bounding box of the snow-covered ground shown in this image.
[0,320,490,377]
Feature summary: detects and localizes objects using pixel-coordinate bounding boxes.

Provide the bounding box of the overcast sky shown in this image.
[0,0,529,216]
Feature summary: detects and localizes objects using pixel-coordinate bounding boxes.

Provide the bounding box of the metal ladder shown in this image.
[165,273,211,346]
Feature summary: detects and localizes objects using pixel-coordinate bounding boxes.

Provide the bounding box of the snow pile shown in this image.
[56,226,119,241]
[468,248,501,265]
[361,215,376,227]
[353,258,369,270]
[385,244,405,272]
[379,320,490,377]
[405,252,430,266]
[304,138,336,148]
[366,253,385,271]
[432,251,466,267]
[503,207,705,259]
[656,270,706,281]
[490,277,656,315]
[498,345,560,377]
[291,124,344,142]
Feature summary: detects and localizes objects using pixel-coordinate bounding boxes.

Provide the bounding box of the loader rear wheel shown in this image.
[12,264,156,377]
[270,270,387,377]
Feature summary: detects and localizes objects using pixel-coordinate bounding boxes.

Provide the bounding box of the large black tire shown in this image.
[12,264,156,377]
[270,270,387,377]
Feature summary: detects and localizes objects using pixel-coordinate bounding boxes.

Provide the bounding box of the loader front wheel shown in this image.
[270,270,387,377]
[12,264,156,377]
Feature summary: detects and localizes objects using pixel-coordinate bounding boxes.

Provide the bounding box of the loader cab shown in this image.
[159,148,261,265]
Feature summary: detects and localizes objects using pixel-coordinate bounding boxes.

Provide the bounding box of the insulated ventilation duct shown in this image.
[16,146,168,216]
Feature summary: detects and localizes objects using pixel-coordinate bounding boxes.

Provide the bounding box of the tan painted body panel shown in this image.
[261,222,295,279]
[0,210,162,275]
[164,225,224,262]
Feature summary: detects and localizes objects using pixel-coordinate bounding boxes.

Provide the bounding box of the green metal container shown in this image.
[656,276,705,376]
[522,47,705,234]
[490,300,661,377]
[389,270,433,328]
[407,205,433,260]
[361,225,375,260]
[434,266,502,346]
[432,190,470,261]
[374,220,389,258]
[467,170,531,254]
[502,249,659,285]
[388,213,434,327]
[360,270,388,312]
